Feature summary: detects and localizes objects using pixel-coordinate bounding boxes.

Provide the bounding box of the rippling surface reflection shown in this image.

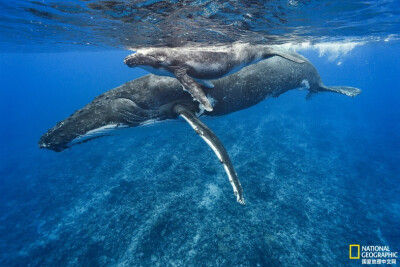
[1,0,399,51]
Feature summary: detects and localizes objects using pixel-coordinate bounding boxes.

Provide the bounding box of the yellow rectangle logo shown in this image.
[349,244,360,259]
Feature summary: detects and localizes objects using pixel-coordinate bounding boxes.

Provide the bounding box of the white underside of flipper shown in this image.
[173,104,245,205]
[180,114,244,204]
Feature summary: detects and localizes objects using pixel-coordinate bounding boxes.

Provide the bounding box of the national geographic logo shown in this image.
[350,244,360,259]
[350,245,398,265]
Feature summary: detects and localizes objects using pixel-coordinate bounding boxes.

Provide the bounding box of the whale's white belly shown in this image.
[139,65,174,77]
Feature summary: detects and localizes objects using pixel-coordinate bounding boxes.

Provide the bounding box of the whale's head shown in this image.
[38,97,130,152]
[39,126,70,152]
[124,52,160,68]
[38,96,162,152]
[38,76,195,152]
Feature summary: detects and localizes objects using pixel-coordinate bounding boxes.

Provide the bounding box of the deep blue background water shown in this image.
[0,41,399,266]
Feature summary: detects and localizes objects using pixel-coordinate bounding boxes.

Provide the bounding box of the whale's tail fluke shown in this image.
[307,84,361,100]
[319,85,362,97]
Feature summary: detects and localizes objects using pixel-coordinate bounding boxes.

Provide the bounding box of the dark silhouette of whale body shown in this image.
[124,44,306,111]
[39,51,361,205]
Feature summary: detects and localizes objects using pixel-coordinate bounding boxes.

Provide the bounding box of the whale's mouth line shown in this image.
[66,124,129,148]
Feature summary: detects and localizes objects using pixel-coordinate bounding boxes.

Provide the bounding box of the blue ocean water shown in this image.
[1,1,400,266]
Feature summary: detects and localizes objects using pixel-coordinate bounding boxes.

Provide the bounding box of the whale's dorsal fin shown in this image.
[173,67,213,112]
[265,49,306,64]
[173,104,245,205]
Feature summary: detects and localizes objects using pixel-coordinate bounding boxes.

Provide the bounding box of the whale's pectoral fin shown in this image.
[267,49,306,63]
[173,68,213,112]
[173,104,245,205]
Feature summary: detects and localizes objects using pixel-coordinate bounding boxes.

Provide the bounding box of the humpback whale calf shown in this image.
[39,51,361,205]
[124,43,305,111]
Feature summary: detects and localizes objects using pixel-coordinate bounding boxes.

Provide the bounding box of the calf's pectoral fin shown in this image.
[173,68,213,112]
[173,104,245,205]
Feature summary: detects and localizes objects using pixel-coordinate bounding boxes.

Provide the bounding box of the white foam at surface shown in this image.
[277,41,365,65]
[384,34,397,42]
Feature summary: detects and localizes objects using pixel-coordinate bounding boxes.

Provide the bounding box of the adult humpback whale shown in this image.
[124,43,305,111]
[39,51,361,205]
